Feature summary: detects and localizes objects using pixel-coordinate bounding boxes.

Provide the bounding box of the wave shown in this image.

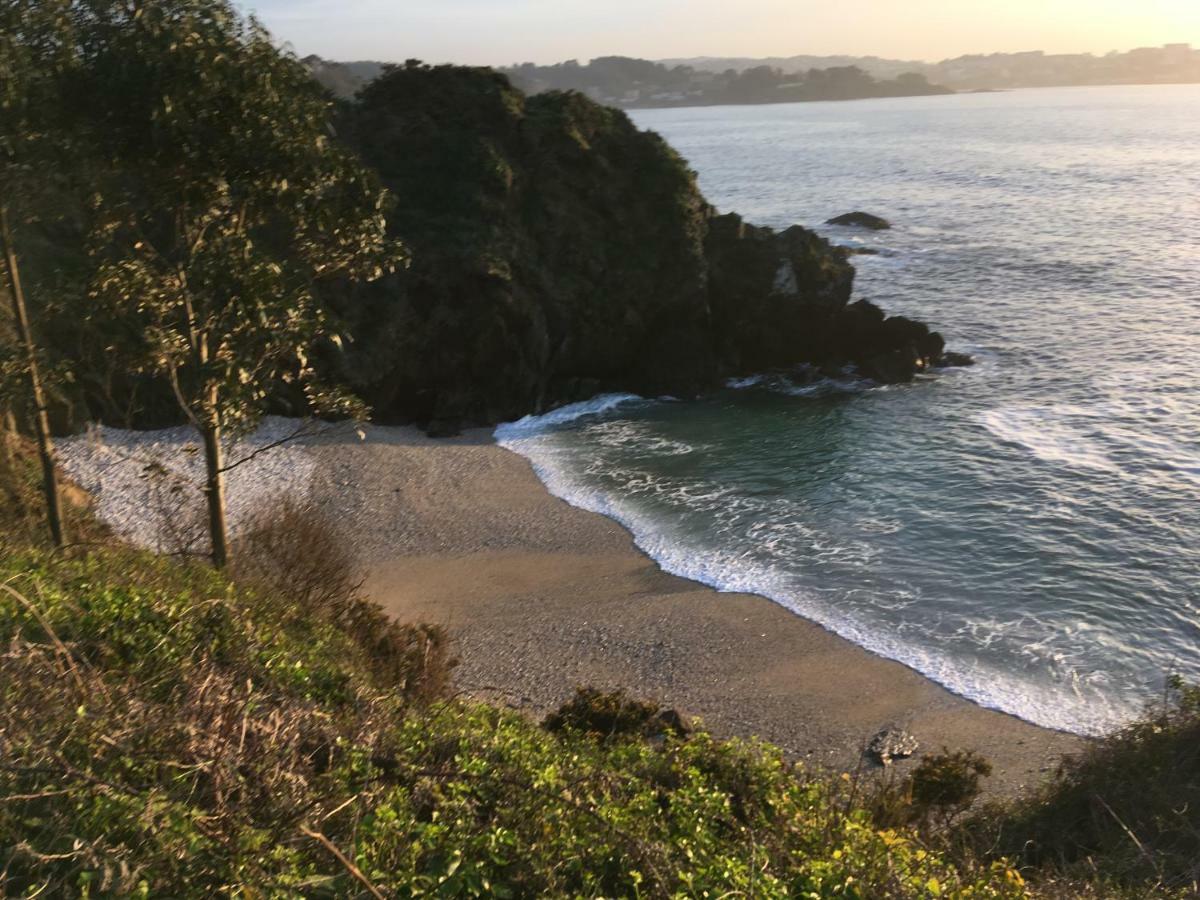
[494,393,648,441]
[725,371,874,398]
[979,406,1121,473]
[979,402,1200,490]
[496,401,1133,736]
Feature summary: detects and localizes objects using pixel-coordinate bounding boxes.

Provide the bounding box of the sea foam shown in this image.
[496,401,1137,736]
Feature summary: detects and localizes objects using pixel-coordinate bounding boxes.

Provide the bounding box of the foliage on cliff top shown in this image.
[327,62,721,427]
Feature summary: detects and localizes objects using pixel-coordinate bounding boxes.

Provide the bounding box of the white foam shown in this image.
[978,406,1122,473]
[496,409,1135,736]
[493,393,646,441]
[979,402,1200,492]
[725,375,766,389]
[725,371,873,398]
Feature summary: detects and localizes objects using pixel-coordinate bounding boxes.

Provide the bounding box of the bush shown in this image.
[231,495,363,614]
[543,687,688,742]
[965,678,1200,895]
[232,494,454,698]
[911,750,994,826]
[869,749,993,838]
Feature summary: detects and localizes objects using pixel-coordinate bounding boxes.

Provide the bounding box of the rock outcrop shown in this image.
[326,65,961,432]
[868,727,920,766]
[35,64,963,434]
[826,211,892,230]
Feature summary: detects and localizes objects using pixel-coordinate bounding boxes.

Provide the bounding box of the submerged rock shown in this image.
[826,211,892,230]
[868,727,919,766]
[939,350,976,368]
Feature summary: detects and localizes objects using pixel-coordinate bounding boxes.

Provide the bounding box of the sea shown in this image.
[495,84,1200,737]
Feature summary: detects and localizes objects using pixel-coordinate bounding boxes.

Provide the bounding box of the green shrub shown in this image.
[911,750,994,826]
[543,686,688,742]
[965,678,1200,896]
[231,495,455,697]
[871,749,994,836]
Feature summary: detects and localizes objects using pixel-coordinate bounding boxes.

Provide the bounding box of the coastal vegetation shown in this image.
[3,431,1199,897]
[3,2,1198,897]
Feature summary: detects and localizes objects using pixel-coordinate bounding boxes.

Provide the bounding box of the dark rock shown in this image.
[424,418,463,439]
[860,346,921,384]
[840,245,881,256]
[826,211,892,230]
[325,67,916,429]
[938,350,976,368]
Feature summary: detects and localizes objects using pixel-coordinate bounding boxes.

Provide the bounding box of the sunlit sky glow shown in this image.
[240,0,1200,67]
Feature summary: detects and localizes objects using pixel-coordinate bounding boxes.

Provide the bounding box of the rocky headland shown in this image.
[35,63,965,435]
[328,65,964,433]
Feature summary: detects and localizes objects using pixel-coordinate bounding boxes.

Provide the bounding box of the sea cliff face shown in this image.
[20,63,956,434]
[329,64,952,432]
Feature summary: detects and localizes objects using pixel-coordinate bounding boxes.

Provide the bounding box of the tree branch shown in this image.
[299,826,387,900]
[217,419,334,475]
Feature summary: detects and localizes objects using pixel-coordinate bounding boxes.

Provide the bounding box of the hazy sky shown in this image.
[242,0,1200,66]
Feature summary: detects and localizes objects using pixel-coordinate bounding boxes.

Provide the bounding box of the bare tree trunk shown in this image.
[1,407,16,468]
[201,393,229,569]
[0,203,65,547]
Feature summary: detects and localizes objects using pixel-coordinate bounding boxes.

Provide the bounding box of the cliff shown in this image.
[327,64,953,432]
[13,64,956,435]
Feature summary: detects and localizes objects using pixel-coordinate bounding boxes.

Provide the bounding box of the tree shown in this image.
[74,0,405,567]
[0,0,75,547]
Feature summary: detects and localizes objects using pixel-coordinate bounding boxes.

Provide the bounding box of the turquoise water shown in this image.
[496,85,1200,735]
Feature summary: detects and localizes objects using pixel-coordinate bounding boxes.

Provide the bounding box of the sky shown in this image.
[241,0,1200,67]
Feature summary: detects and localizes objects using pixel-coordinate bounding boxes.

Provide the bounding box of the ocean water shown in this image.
[496,85,1200,736]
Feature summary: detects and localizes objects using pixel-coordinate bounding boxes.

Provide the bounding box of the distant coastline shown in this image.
[306,42,1200,109]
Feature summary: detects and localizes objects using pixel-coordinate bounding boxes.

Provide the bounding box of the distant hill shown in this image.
[660,43,1200,92]
[661,54,929,81]
[302,56,387,98]
[305,42,1200,110]
[499,57,951,109]
[305,54,951,110]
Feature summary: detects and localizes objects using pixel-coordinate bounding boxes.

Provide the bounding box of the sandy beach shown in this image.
[336,425,1082,794]
[61,418,1083,794]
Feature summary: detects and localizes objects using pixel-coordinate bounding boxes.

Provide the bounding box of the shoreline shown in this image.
[60,417,1084,794]
[351,425,1083,795]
